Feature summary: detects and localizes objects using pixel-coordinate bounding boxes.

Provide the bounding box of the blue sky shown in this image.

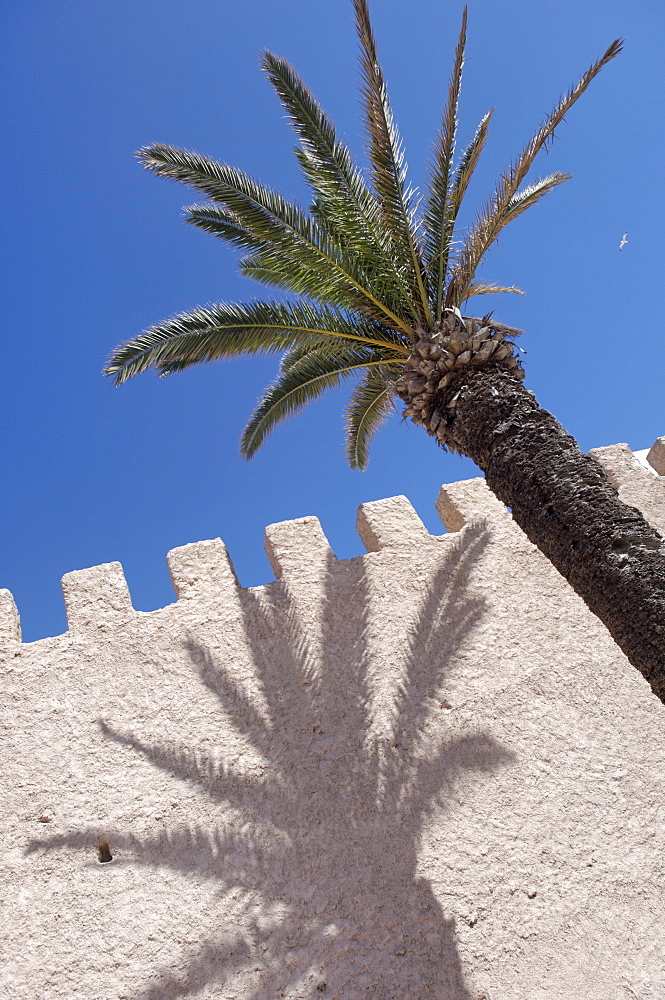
[2,0,663,642]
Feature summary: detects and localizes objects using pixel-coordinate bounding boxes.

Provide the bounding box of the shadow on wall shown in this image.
[27,521,514,1000]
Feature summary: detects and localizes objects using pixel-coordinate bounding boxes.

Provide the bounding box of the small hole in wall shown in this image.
[97,841,113,863]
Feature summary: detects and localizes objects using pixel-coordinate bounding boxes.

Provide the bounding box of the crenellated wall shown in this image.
[1,439,664,1000]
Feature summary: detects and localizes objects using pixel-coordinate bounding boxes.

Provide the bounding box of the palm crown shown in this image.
[106,0,620,469]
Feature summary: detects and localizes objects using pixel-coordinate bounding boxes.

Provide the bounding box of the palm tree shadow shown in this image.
[28,520,514,999]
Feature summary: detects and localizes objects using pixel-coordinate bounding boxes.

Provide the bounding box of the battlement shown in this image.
[1,436,664,1000]
[1,437,663,654]
[0,478,508,651]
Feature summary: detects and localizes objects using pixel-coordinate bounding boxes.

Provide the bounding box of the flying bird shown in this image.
[619,232,628,250]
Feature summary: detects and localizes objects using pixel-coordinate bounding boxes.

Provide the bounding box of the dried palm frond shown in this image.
[463,282,524,300]
[446,38,623,305]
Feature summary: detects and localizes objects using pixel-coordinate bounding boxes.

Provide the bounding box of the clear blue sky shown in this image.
[2,0,663,642]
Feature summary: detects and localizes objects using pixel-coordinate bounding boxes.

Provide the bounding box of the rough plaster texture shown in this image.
[1,440,664,1000]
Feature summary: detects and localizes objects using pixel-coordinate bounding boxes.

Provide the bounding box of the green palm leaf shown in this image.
[183,203,265,252]
[345,365,398,469]
[261,50,420,324]
[105,300,408,385]
[353,0,431,325]
[446,111,493,228]
[277,341,320,374]
[421,7,468,322]
[138,143,414,335]
[240,345,400,458]
[260,56,381,247]
[425,110,493,319]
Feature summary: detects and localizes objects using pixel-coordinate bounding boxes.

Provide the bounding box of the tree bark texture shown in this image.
[436,368,665,702]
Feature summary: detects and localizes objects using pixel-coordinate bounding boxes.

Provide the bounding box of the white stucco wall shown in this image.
[1,440,664,1000]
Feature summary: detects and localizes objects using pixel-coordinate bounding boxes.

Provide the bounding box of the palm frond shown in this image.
[262,50,422,323]
[502,173,571,225]
[138,143,415,335]
[240,346,397,458]
[278,331,405,373]
[463,281,524,300]
[506,38,622,191]
[278,341,319,374]
[447,110,493,224]
[231,255,410,336]
[421,7,468,321]
[450,172,569,304]
[446,38,622,305]
[105,300,409,385]
[353,0,431,325]
[345,365,398,469]
[260,57,381,248]
[183,203,265,252]
[425,110,492,318]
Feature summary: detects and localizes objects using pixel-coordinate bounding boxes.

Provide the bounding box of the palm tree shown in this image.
[105,0,664,701]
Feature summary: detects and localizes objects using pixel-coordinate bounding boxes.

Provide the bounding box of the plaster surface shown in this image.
[1,440,664,1000]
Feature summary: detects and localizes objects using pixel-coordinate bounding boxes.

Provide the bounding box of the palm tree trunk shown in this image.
[437,368,665,702]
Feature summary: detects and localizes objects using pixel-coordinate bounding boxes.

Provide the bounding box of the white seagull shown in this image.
[619,232,628,251]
